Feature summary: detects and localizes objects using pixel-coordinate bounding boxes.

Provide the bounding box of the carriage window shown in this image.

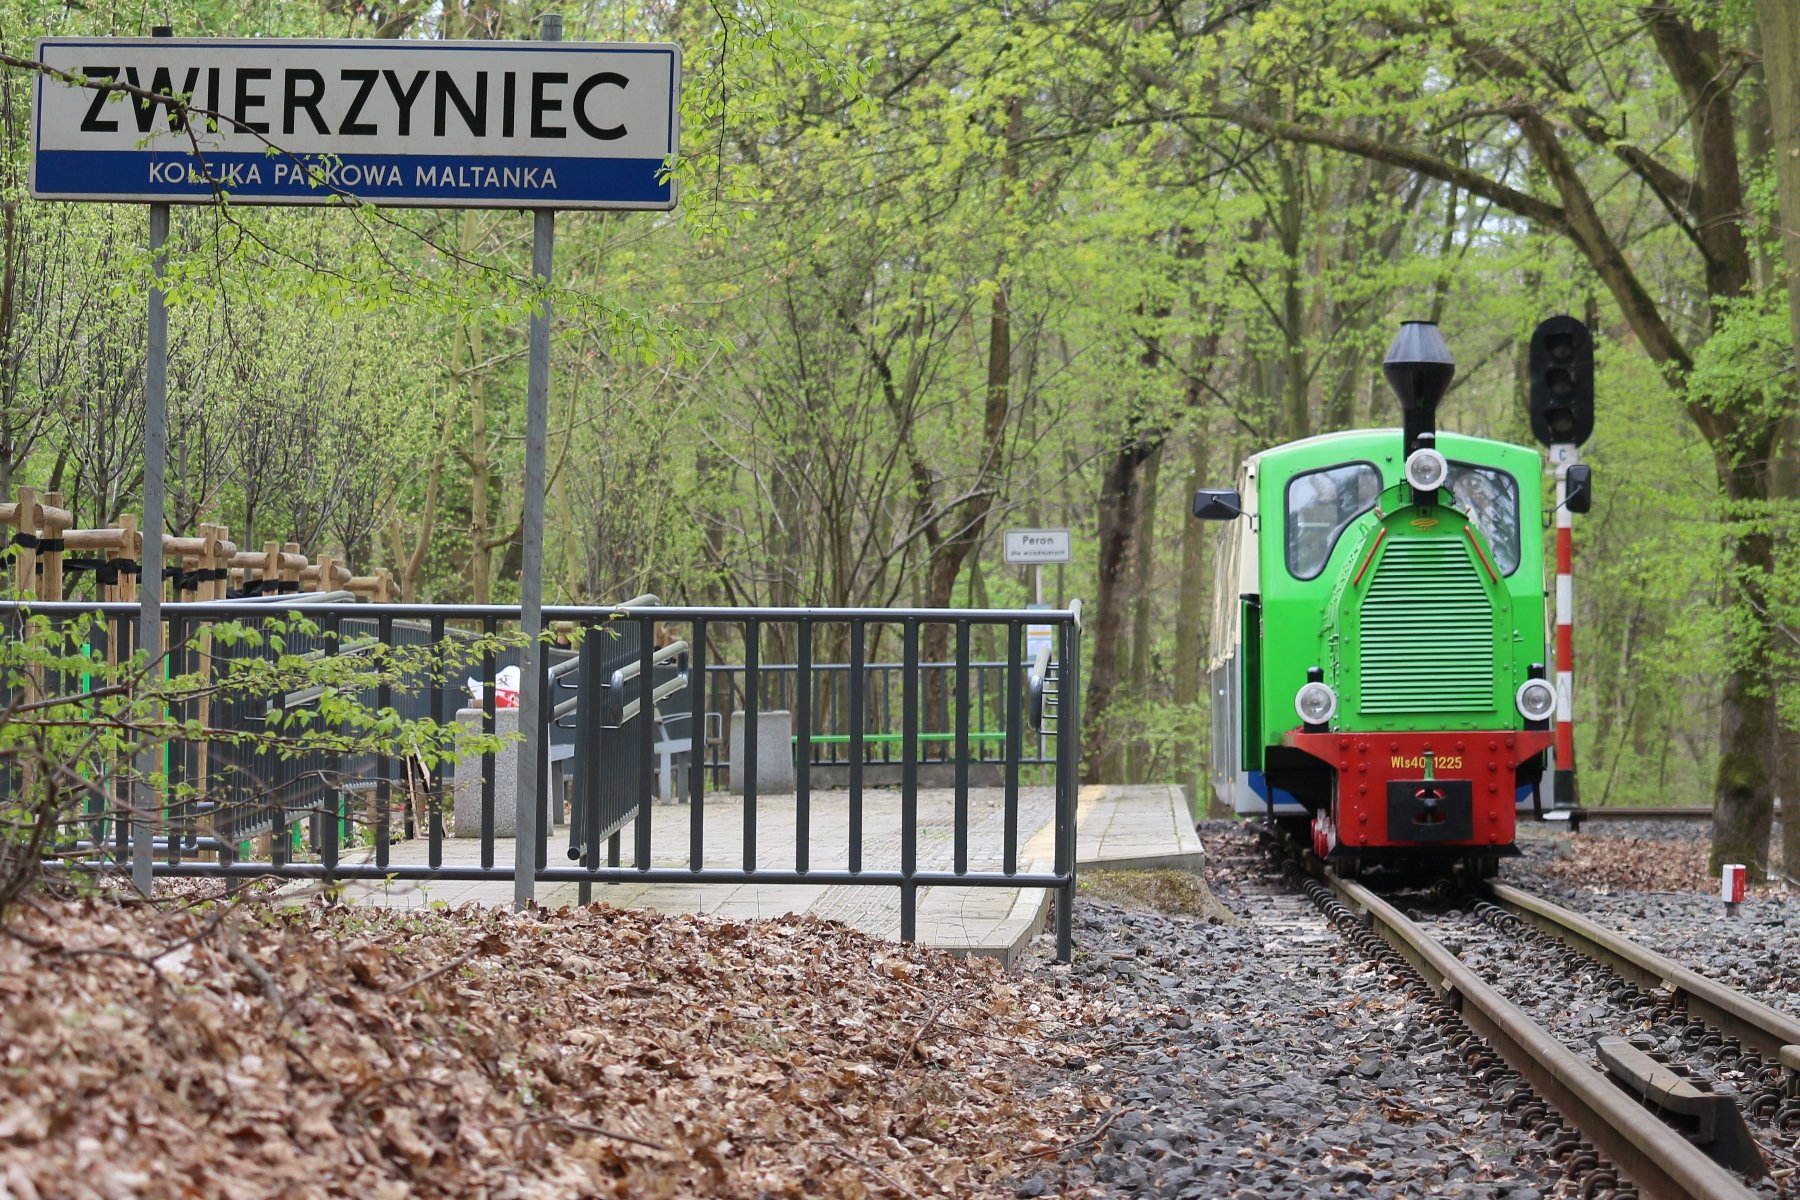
[1446,461,1521,575]
[1286,462,1382,580]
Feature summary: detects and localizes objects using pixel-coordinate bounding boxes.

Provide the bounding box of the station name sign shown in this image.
[31,37,680,209]
[1003,528,1072,565]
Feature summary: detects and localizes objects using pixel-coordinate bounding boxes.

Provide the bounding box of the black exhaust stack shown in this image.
[1383,321,1455,458]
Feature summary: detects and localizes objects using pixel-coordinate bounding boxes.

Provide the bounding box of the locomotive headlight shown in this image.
[1515,678,1557,722]
[1404,447,1449,492]
[1295,682,1338,726]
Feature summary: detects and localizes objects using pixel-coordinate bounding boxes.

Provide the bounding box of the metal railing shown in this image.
[4,598,1084,959]
[698,658,1056,784]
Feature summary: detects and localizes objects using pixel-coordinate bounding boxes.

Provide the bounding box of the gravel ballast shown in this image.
[1018,827,1566,1199]
[1510,819,1800,1022]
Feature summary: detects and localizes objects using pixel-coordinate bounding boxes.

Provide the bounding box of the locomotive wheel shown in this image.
[1459,855,1499,882]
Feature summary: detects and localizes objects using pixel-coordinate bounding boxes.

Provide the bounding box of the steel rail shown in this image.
[1571,804,1786,821]
[1485,882,1800,1065]
[1327,870,1757,1200]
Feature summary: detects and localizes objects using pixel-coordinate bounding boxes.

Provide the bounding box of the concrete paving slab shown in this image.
[311,783,1201,962]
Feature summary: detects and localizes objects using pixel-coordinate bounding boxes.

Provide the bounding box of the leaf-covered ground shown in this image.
[1526,832,1717,893]
[0,898,1101,1199]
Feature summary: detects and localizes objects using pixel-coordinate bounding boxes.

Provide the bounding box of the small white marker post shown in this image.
[1721,863,1747,917]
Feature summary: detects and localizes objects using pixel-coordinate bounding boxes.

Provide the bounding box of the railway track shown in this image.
[1304,863,1800,1200]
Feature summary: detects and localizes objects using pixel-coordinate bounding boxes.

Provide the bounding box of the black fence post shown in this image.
[688,618,706,871]
[795,618,811,874]
[954,620,969,876]
[848,622,864,874]
[376,613,393,871]
[480,616,496,872]
[636,614,654,870]
[1055,614,1080,964]
[536,641,551,875]
[1004,622,1022,876]
[900,619,918,944]
[429,614,447,871]
[165,611,185,868]
[743,619,759,873]
[574,627,598,903]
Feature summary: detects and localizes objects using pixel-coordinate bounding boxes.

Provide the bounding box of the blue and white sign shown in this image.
[31,38,680,209]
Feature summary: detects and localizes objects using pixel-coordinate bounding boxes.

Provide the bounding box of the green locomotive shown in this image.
[1195,322,1566,873]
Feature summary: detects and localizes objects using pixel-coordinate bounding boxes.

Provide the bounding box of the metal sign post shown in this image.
[131,197,168,894]
[1550,442,1579,810]
[1528,315,1594,816]
[1004,529,1070,635]
[127,24,175,894]
[1004,528,1071,707]
[513,14,560,909]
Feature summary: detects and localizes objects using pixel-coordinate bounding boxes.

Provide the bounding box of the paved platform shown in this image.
[313,783,1203,963]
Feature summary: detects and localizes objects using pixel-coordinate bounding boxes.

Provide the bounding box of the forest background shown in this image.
[1,0,1796,868]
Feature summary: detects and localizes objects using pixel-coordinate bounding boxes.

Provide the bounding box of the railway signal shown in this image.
[1528,316,1595,449]
[1528,315,1594,820]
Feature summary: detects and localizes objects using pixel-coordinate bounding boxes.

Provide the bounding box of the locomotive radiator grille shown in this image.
[1356,538,1494,713]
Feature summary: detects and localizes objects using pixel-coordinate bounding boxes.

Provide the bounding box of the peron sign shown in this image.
[1003,529,1073,565]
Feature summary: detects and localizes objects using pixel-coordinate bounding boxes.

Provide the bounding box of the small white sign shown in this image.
[1004,528,1071,564]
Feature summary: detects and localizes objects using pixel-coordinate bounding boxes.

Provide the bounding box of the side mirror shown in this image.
[1565,464,1592,514]
[1192,488,1243,521]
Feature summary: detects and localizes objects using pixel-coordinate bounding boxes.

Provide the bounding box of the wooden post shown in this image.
[301,555,348,594]
[39,492,72,602]
[8,486,41,597]
[117,515,140,602]
[280,542,304,591]
[346,568,396,603]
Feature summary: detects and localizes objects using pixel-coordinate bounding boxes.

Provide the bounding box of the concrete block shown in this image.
[728,709,795,794]
[453,707,519,838]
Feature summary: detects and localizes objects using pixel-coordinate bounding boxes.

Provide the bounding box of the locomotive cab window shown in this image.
[1285,462,1381,580]
[1446,461,1521,575]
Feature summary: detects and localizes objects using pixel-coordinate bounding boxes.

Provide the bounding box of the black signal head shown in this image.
[1528,316,1594,447]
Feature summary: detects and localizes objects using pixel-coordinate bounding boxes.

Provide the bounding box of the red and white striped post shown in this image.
[1721,863,1747,916]
[1550,443,1579,812]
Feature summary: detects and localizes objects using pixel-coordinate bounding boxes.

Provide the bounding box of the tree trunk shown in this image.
[1778,700,1800,878]
[1756,0,1800,379]
[1757,0,1800,879]
[919,96,1025,746]
[1173,429,1212,804]
[0,193,15,498]
[1082,432,1157,784]
[1709,463,1778,875]
[1276,144,1310,441]
[1126,445,1163,782]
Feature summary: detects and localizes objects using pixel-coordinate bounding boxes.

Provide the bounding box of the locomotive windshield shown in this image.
[1285,462,1381,580]
[1446,461,1521,574]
